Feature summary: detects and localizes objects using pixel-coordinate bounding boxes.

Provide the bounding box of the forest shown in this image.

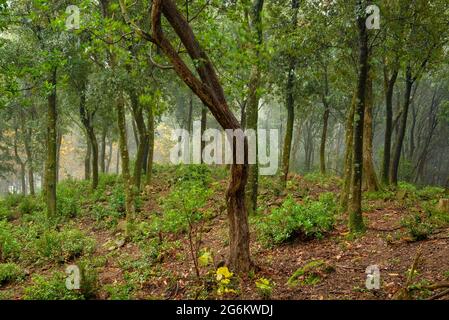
[0,0,448,301]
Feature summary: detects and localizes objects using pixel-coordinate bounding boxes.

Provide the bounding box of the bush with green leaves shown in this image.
[401,214,434,241]
[153,180,212,234]
[255,193,336,247]
[0,220,21,261]
[56,179,89,218]
[417,186,445,200]
[31,227,96,263]
[0,204,13,221]
[173,164,212,187]
[0,263,25,285]
[18,196,43,215]
[24,272,84,300]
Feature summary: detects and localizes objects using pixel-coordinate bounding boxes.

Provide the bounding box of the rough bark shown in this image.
[79,87,99,189]
[382,61,398,185]
[390,65,413,185]
[279,0,299,190]
[145,105,155,185]
[129,88,148,191]
[349,3,368,233]
[150,0,252,272]
[100,128,107,173]
[362,73,380,192]
[320,66,330,175]
[45,67,57,217]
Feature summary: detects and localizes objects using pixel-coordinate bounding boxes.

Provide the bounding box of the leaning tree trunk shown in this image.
[390,65,413,185]
[382,62,398,185]
[45,67,57,217]
[362,73,380,192]
[145,0,252,271]
[349,2,368,233]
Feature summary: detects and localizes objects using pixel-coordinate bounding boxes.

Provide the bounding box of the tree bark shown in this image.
[100,128,107,174]
[149,0,252,272]
[129,88,148,191]
[79,87,99,189]
[390,65,413,185]
[382,61,398,185]
[84,137,91,180]
[362,72,380,192]
[45,67,57,217]
[349,3,368,233]
[279,0,299,190]
[146,105,155,185]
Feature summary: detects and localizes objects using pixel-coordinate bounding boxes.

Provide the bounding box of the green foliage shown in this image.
[398,182,418,193]
[173,164,212,187]
[32,227,95,263]
[417,186,445,200]
[18,196,43,215]
[24,272,84,300]
[153,180,212,234]
[303,172,337,186]
[401,214,434,241]
[0,263,25,285]
[56,179,89,218]
[255,277,274,299]
[104,282,134,300]
[287,259,334,287]
[255,193,336,246]
[0,220,21,261]
[364,190,395,201]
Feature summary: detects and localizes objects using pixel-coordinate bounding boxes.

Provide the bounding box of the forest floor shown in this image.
[1,166,449,300]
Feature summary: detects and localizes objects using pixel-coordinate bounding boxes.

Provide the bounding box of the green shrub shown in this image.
[24,272,84,300]
[398,182,417,193]
[2,194,25,210]
[0,205,13,221]
[77,259,99,299]
[0,263,25,285]
[153,180,212,233]
[173,164,211,187]
[32,227,95,263]
[417,186,445,200]
[401,214,434,241]
[56,180,89,218]
[255,193,336,246]
[364,190,395,201]
[18,196,42,215]
[110,184,126,214]
[0,220,21,261]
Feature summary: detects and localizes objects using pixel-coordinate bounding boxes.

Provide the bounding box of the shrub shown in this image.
[173,164,211,187]
[0,220,21,261]
[32,227,95,263]
[18,196,42,215]
[417,186,445,200]
[401,214,434,241]
[24,272,84,300]
[255,277,274,299]
[0,263,25,285]
[255,193,336,246]
[153,180,212,234]
[0,205,13,221]
[398,182,418,193]
[364,190,395,201]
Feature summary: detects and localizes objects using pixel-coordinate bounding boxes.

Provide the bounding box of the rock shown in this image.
[437,199,449,213]
[116,220,127,232]
[115,238,125,248]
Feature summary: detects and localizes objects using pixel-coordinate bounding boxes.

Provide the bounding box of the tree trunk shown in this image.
[149,0,252,271]
[349,3,368,233]
[79,87,99,189]
[106,138,113,173]
[362,72,380,192]
[100,128,107,173]
[390,65,413,185]
[320,66,330,175]
[116,92,135,223]
[129,89,148,191]
[45,67,57,217]
[382,62,398,185]
[279,0,299,190]
[84,137,91,180]
[200,105,207,163]
[146,105,155,185]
